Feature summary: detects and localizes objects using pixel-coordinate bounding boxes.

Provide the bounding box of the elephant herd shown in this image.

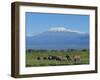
[36,55,81,63]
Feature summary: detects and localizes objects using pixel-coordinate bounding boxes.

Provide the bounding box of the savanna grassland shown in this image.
[26,49,89,67]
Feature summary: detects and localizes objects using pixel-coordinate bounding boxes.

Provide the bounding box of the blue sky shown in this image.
[26,12,89,37]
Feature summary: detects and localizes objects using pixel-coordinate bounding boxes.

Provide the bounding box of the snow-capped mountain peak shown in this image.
[48,27,86,34]
[26,27,89,50]
[48,27,66,32]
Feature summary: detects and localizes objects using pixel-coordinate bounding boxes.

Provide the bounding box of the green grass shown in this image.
[26,50,89,67]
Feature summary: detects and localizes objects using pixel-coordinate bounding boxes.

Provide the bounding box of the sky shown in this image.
[26,12,89,37]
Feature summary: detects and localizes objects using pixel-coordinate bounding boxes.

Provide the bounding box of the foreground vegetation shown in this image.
[26,49,89,67]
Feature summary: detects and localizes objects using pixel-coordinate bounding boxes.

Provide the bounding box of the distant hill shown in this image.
[26,27,89,50]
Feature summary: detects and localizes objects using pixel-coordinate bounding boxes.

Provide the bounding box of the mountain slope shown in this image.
[26,28,89,50]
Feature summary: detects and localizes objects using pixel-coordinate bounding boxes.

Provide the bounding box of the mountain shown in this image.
[26,27,89,50]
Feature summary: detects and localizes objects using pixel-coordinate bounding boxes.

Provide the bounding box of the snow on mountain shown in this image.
[48,27,86,34]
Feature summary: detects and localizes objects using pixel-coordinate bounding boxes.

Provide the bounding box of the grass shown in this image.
[26,49,89,67]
